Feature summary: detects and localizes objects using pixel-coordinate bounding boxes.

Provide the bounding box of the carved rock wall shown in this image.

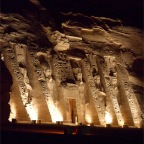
[0,1,143,127]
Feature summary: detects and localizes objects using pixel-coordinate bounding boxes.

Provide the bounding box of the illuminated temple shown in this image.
[0,2,143,143]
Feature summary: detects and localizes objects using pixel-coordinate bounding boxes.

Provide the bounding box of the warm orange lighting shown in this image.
[25,104,38,120]
[85,113,92,124]
[119,121,124,127]
[75,116,78,125]
[9,98,16,122]
[9,110,16,122]
[105,111,112,124]
[135,122,141,128]
[87,123,91,126]
[55,108,63,122]
[48,99,63,123]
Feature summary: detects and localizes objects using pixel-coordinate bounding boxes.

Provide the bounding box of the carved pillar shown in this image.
[116,53,142,127]
[100,56,124,126]
[29,50,59,122]
[82,57,105,125]
[3,43,29,121]
[14,44,39,121]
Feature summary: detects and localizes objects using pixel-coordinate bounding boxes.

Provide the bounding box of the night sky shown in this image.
[1,0,143,28]
[40,0,143,28]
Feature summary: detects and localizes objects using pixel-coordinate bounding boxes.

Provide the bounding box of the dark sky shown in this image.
[40,0,143,27]
[1,0,143,28]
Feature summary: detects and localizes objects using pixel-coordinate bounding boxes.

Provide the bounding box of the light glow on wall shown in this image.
[105,111,112,124]
[55,105,63,123]
[47,99,63,123]
[85,113,92,124]
[119,120,124,127]
[8,102,16,122]
[25,104,38,120]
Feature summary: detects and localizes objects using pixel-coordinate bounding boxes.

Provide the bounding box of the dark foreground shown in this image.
[1,123,143,144]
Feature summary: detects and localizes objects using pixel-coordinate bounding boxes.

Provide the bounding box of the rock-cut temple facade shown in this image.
[0,12,143,128]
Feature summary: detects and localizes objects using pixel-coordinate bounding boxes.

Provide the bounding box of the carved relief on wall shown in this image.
[14,44,33,106]
[52,52,74,84]
[102,56,124,126]
[83,57,105,125]
[3,40,142,126]
[5,46,28,106]
[29,50,64,122]
[2,44,36,121]
[115,54,142,127]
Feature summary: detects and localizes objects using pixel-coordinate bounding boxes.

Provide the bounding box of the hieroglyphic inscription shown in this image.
[5,48,29,105]
[115,53,142,127]
[52,53,74,83]
[29,50,59,122]
[29,50,50,100]
[117,63,141,126]
[76,99,82,123]
[103,56,124,126]
[83,58,105,125]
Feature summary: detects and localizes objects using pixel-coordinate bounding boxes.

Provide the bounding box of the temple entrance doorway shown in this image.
[69,99,77,123]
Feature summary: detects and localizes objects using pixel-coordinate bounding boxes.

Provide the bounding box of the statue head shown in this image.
[44,69,52,78]
[94,75,101,85]
[77,72,82,82]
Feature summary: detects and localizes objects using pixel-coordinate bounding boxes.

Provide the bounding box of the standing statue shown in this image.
[41,58,58,102]
[76,69,83,83]
[46,73,55,97]
[93,72,104,92]
[75,68,85,105]
[96,90,106,112]
[78,82,85,105]
[75,68,86,123]
[93,72,106,112]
